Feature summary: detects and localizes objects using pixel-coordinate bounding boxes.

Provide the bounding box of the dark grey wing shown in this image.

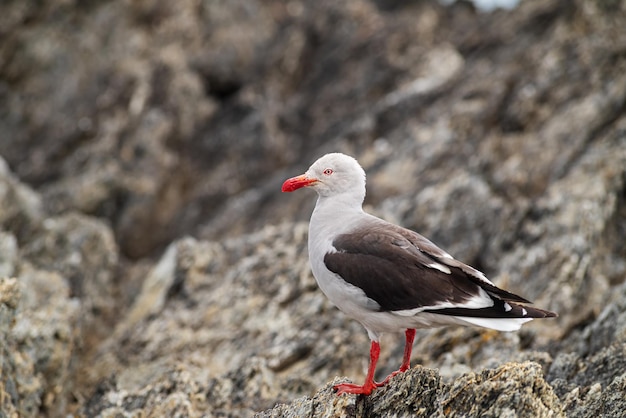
[324,219,556,319]
[391,223,532,304]
[324,224,491,312]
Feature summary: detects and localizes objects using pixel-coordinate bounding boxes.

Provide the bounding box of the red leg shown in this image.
[400,328,416,372]
[334,340,381,396]
[377,328,416,387]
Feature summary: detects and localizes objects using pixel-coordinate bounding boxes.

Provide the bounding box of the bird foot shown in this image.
[334,366,411,395]
[376,370,402,387]
[333,381,377,396]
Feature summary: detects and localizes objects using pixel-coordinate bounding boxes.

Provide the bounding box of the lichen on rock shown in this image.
[0,0,625,416]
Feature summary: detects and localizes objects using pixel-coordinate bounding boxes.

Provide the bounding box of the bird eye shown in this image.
[323,168,333,175]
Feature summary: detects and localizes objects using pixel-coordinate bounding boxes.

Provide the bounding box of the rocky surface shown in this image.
[261,362,563,418]
[1,0,626,417]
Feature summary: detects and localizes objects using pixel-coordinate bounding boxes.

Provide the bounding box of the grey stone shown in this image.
[0,0,625,416]
[259,362,564,418]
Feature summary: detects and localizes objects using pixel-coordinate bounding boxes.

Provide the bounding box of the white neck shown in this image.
[316,189,364,210]
[309,193,364,250]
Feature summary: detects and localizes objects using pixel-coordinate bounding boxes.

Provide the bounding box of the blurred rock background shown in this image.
[0,0,625,416]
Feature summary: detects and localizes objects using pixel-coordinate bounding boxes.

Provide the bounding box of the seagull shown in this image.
[281,152,557,396]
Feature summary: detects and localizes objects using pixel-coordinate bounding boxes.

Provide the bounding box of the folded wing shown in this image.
[323,219,556,323]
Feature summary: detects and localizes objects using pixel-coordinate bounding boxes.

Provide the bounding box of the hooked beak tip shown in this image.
[282,175,317,192]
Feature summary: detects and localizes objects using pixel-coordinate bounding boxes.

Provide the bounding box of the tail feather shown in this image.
[424,299,558,319]
[426,300,557,332]
[453,316,533,331]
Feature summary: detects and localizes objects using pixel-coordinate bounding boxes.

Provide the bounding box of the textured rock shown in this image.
[11,267,80,416]
[260,362,563,418]
[547,280,626,417]
[0,267,79,417]
[0,0,625,416]
[0,157,43,241]
[21,214,119,343]
[0,277,23,417]
[0,156,116,415]
[440,362,563,418]
[81,226,337,414]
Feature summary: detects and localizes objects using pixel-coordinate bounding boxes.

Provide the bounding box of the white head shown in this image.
[282,153,367,202]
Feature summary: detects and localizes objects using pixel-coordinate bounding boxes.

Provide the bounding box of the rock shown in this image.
[80,225,332,414]
[21,214,119,340]
[0,267,79,417]
[10,267,80,416]
[259,362,563,417]
[0,230,18,278]
[440,362,563,418]
[0,0,625,416]
[547,280,626,417]
[0,277,24,417]
[0,156,43,241]
[0,157,118,415]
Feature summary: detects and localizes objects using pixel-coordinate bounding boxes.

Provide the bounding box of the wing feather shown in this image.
[324,218,543,317]
[325,223,490,312]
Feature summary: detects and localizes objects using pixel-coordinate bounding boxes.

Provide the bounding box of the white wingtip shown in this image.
[453,316,534,332]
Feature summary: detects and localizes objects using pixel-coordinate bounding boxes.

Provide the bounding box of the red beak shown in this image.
[282,174,318,192]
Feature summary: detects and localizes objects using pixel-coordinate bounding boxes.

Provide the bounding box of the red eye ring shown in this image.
[323,168,333,175]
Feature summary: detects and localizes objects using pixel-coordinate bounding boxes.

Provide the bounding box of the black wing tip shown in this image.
[507,303,558,319]
[529,306,558,318]
[483,285,532,304]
